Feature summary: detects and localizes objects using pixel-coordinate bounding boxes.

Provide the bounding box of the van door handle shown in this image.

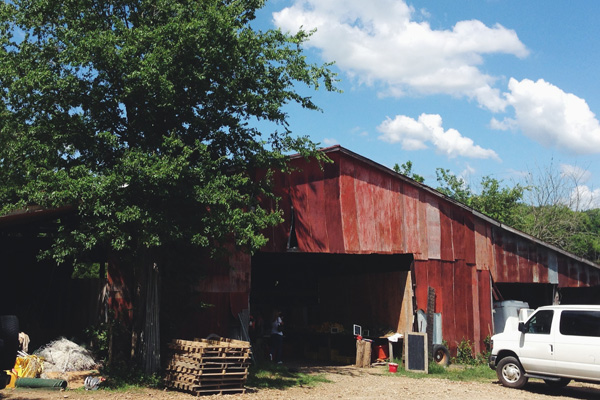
[549,344,554,354]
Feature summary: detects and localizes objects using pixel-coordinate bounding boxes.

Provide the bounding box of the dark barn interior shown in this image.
[0,211,103,352]
[250,252,413,362]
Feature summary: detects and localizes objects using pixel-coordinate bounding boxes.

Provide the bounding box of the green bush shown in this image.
[84,323,110,363]
[452,337,491,366]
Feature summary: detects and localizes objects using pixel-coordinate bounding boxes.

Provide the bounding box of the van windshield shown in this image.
[525,310,553,334]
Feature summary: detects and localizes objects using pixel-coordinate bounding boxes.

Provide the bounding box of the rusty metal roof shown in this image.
[310,145,599,270]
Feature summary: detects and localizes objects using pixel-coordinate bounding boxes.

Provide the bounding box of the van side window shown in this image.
[560,311,600,337]
[525,310,553,334]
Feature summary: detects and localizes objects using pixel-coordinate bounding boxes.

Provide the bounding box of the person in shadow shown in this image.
[270,310,284,364]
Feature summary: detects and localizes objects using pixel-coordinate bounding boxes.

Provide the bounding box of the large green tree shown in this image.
[0,0,337,369]
[0,0,337,258]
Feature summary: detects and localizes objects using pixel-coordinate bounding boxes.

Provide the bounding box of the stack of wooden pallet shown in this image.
[164,338,252,396]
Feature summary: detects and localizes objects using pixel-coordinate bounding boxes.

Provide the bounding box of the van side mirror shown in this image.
[518,322,526,333]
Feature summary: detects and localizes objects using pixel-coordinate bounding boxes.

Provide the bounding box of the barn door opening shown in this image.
[250,252,413,362]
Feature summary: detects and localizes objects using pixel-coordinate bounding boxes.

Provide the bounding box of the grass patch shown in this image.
[246,362,331,389]
[387,359,496,382]
[430,363,496,382]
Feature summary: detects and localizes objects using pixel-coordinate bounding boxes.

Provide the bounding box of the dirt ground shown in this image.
[2,364,600,400]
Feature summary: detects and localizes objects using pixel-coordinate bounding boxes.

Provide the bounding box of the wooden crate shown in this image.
[164,338,252,396]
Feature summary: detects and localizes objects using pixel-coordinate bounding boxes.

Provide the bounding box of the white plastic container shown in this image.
[493,300,530,333]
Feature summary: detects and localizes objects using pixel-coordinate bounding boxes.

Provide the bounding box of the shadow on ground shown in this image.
[247,360,373,390]
[491,380,600,399]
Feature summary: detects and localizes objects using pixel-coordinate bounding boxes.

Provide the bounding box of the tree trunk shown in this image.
[131,255,161,374]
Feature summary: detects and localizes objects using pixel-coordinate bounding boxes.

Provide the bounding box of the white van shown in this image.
[489,305,600,389]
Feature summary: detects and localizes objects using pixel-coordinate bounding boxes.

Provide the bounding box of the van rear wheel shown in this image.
[496,356,528,389]
[544,378,570,388]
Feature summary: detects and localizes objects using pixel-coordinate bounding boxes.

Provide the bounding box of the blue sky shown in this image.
[254,0,600,209]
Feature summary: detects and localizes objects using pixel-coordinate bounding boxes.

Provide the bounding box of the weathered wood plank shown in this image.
[354,163,377,251]
[323,156,345,252]
[441,261,456,354]
[439,204,454,261]
[403,185,422,257]
[451,210,466,261]
[305,161,328,252]
[390,179,405,252]
[425,196,441,260]
[339,158,360,252]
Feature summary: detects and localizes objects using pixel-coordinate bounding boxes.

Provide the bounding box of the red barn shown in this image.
[200,145,600,356]
[3,146,599,360]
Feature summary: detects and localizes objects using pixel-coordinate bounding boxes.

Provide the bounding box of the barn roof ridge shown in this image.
[299,145,600,270]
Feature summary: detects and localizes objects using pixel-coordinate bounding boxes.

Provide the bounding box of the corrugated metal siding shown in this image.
[478,269,494,342]
[439,203,454,261]
[264,149,600,287]
[474,219,493,270]
[339,156,361,252]
[324,160,345,253]
[426,196,441,260]
[414,260,493,354]
[404,185,423,257]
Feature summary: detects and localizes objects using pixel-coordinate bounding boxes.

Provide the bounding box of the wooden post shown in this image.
[362,341,371,367]
[355,340,372,368]
[355,340,364,367]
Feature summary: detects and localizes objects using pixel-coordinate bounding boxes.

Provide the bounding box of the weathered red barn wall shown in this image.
[413,260,494,354]
[192,250,251,338]
[107,246,251,343]
[261,147,600,355]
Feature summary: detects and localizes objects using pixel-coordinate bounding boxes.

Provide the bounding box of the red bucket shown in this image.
[388,362,398,373]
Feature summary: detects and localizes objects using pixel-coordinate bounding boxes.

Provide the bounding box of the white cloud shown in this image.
[461,164,476,181]
[322,137,337,146]
[489,117,518,131]
[560,164,592,183]
[560,164,598,210]
[351,126,369,137]
[503,78,600,154]
[377,113,500,160]
[571,185,600,210]
[273,0,528,112]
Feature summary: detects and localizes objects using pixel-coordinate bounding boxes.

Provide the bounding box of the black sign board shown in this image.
[405,332,428,373]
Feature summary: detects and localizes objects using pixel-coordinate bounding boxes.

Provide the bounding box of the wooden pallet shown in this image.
[169,354,250,367]
[165,371,247,383]
[166,364,249,375]
[170,383,247,395]
[165,379,246,395]
[168,345,250,357]
[164,338,251,396]
[172,338,251,349]
[196,387,247,395]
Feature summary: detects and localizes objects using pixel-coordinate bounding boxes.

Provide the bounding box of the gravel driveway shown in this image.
[2,364,600,400]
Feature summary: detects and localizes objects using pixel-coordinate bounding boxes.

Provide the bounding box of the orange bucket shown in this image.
[388,362,398,373]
